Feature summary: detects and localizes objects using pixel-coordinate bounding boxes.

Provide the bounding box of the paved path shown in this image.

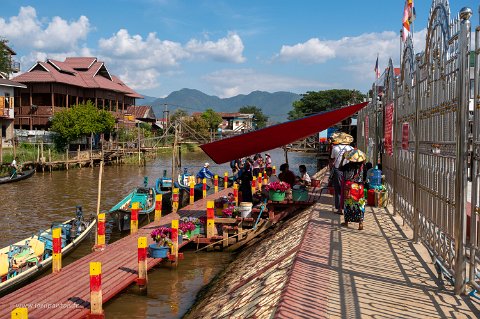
[276,199,480,319]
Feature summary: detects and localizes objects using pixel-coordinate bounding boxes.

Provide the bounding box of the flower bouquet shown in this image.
[265,181,289,201]
[179,221,197,239]
[149,226,172,258]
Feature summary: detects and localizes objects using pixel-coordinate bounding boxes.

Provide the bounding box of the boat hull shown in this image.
[0,216,96,296]
[0,169,35,185]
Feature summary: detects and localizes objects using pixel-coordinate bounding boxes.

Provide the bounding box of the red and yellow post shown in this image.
[94,213,106,251]
[214,175,218,193]
[251,178,256,196]
[189,181,195,205]
[171,220,179,264]
[89,262,104,318]
[155,194,162,221]
[206,201,215,238]
[131,202,139,234]
[172,188,179,213]
[257,173,262,190]
[202,178,207,198]
[52,227,62,273]
[224,172,228,189]
[272,165,276,175]
[137,237,147,290]
[233,183,238,206]
[263,174,268,186]
[11,308,28,319]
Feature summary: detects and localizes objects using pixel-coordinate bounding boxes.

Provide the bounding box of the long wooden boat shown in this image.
[0,169,35,185]
[0,207,96,295]
[109,187,156,231]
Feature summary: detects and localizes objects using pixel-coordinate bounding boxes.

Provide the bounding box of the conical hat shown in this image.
[331,132,353,145]
[344,149,366,163]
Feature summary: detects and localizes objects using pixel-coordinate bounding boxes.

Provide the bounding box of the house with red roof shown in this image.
[12,57,142,129]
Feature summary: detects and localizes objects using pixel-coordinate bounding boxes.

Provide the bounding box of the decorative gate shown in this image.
[469,11,480,291]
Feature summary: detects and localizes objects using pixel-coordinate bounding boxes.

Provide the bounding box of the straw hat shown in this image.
[331,132,353,145]
[343,149,366,163]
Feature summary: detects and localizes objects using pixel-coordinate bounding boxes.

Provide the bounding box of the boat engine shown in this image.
[71,206,85,239]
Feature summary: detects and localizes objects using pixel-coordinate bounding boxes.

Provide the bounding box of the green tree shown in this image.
[185,114,210,138]
[238,105,269,129]
[0,40,13,78]
[288,89,365,120]
[51,101,115,148]
[201,108,223,131]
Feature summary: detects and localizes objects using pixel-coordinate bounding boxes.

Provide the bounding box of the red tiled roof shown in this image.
[64,57,97,69]
[12,57,141,97]
[126,105,156,120]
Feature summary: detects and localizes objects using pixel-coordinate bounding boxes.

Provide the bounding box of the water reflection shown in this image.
[0,148,316,317]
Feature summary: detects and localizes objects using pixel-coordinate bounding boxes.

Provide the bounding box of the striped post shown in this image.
[214,175,218,193]
[224,172,228,189]
[206,201,215,238]
[251,178,256,195]
[202,178,207,199]
[131,202,139,234]
[89,262,103,318]
[233,183,238,206]
[154,194,162,221]
[172,188,179,213]
[257,173,262,190]
[171,220,179,263]
[52,227,62,273]
[272,165,276,175]
[137,237,147,289]
[189,181,195,205]
[11,308,28,319]
[263,175,268,186]
[95,213,106,250]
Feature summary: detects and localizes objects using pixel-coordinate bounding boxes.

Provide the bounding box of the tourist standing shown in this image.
[239,161,253,203]
[330,132,353,215]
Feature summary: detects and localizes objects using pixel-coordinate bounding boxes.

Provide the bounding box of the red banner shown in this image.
[384,102,394,155]
[402,123,409,150]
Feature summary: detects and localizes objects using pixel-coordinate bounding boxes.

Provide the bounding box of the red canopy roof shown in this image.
[200,101,368,164]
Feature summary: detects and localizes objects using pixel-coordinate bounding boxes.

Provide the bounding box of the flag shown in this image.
[374,56,380,79]
[402,0,415,42]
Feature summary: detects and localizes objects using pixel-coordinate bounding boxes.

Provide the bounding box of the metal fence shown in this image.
[356,1,478,294]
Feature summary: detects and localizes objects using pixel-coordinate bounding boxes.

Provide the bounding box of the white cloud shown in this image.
[97,29,246,90]
[277,38,335,63]
[0,6,90,52]
[186,32,246,63]
[203,69,333,98]
[274,29,432,82]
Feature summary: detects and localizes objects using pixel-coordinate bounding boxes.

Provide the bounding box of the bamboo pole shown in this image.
[0,127,3,165]
[94,154,104,246]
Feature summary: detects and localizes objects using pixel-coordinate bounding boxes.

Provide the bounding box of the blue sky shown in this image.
[1,0,477,99]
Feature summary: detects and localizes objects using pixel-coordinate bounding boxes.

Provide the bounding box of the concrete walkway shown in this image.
[275,198,480,319]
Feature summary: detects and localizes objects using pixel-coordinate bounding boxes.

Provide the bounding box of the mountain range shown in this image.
[140,88,301,122]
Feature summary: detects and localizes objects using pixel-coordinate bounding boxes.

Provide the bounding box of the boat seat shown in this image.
[0,253,8,277]
[37,232,67,251]
[10,245,36,269]
[28,238,45,258]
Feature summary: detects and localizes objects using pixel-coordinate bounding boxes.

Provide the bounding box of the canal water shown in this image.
[0,148,317,317]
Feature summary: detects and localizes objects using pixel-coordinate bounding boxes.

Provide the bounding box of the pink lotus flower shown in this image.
[265,181,289,192]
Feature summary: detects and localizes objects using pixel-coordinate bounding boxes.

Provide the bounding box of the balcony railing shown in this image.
[11,60,20,73]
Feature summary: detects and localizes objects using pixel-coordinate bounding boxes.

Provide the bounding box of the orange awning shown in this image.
[200,101,368,164]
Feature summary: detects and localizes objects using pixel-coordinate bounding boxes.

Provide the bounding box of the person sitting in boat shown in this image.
[296,164,311,186]
[196,163,215,184]
[278,163,296,188]
[10,157,18,178]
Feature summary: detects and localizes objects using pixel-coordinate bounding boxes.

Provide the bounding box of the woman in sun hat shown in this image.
[340,148,366,230]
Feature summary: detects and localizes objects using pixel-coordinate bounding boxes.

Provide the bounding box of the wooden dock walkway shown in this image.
[0,189,232,319]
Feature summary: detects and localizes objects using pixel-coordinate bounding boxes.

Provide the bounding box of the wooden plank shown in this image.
[0,189,232,319]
